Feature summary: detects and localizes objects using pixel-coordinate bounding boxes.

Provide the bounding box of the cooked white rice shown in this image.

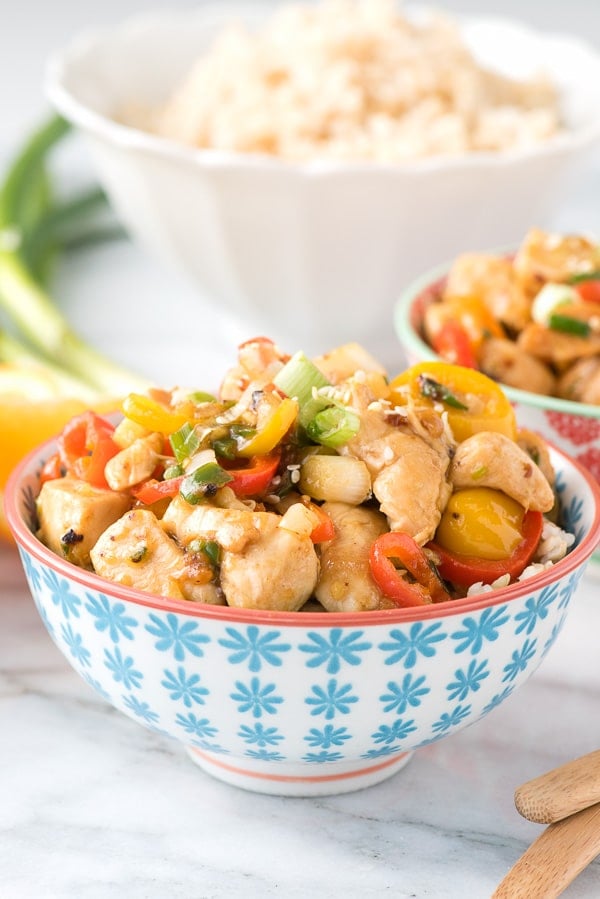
[142,0,561,162]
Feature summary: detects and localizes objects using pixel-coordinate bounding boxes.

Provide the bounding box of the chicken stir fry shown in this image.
[422,228,600,403]
[35,340,574,611]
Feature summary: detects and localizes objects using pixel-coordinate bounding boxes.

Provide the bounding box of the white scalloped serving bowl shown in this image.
[6,430,600,796]
[45,5,600,356]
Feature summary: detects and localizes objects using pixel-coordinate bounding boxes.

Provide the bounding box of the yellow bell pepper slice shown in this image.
[389,361,517,443]
[435,487,525,560]
[121,393,193,435]
[237,397,298,458]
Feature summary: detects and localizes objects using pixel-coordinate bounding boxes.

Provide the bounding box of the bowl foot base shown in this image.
[185,746,413,796]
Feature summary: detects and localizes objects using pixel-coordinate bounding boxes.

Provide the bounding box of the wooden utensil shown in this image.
[514,749,600,824]
[492,802,600,899]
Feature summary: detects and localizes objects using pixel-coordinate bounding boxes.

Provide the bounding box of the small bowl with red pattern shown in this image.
[394,255,600,563]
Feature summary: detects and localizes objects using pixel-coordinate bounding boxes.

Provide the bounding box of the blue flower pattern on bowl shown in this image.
[19,538,585,767]
[12,441,598,793]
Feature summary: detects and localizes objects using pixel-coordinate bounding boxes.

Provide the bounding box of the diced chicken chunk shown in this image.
[104,432,164,491]
[517,323,600,368]
[37,476,132,569]
[90,509,222,603]
[163,496,318,610]
[163,496,276,552]
[513,228,600,297]
[556,356,600,404]
[313,342,387,385]
[445,253,531,332]
[316,502,391,612]
[341,383,452,544]
[221,519,319,612]
[516,429,555,486]
[450,431,555,512]
[478,337,556,395]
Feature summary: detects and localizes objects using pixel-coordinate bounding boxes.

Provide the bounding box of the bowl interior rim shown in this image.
[6,429,600,628]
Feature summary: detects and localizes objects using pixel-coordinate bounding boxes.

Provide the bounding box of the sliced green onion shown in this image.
[180,463,233,505]
[548,314,591,337]
[273,351,330,408]
[163,463,184,480]
[189,390,217,403]
[170,422,201,463]
[230,423,257,443]
[305,405,360,448]
[418,375,468,410]
[531,283,577,325]
[212,435,238,460]
[187,538,221,567]
[567,270,600,284]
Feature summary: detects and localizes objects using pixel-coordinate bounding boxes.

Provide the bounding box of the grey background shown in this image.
[2,0,600,384]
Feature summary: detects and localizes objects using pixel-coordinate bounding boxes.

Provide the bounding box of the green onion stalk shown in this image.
[0,115,150,400]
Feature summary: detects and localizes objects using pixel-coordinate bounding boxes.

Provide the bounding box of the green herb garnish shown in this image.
[548,314,591,337]
[305,405,360,448]
[566,270,600,284]
[180,463,233,505]
[170,422,201,463]
[417,375,468,410]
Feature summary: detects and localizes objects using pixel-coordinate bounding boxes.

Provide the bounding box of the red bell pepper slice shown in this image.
[575,279,600,304]
[304,501,336,543]
[431,321,477,368]
[57,412,119,488]
[222,452,281,498]
[40,452,64,486]
[131,475,185,504]
[427,509,544,588]
[369,532,451,608]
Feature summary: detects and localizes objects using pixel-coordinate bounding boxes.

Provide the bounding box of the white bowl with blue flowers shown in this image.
[6,437,600,796]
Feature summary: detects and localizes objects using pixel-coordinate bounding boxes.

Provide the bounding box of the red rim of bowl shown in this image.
[6,428,600,628]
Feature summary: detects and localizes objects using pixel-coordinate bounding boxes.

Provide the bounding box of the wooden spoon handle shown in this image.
[492,802,600,899]
[515,749,600,824]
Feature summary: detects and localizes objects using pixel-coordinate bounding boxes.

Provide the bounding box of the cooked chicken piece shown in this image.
[450,431,554,512]
[513,228,600,297]
[517,322,600,368]
[163,495,274,552]
[556,356,600,404]
[341,382,452,544]
[315,502,391,612]
[163,496,319,611]
[104,433,164,491]
[313,342,387,385]
[220,518,319,612]
[444,253,531,332]
[37,476,133,569]
[516,429,555,485]
[90,508,222,603]
[478,336,556,395]
[219,337,288,401]
[112,418,152,449]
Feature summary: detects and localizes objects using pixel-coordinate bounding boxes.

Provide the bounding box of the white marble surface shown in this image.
[2,543,600,898]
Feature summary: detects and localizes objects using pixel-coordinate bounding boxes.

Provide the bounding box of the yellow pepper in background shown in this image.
[121,393,193,435]
[237,397,298,457]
